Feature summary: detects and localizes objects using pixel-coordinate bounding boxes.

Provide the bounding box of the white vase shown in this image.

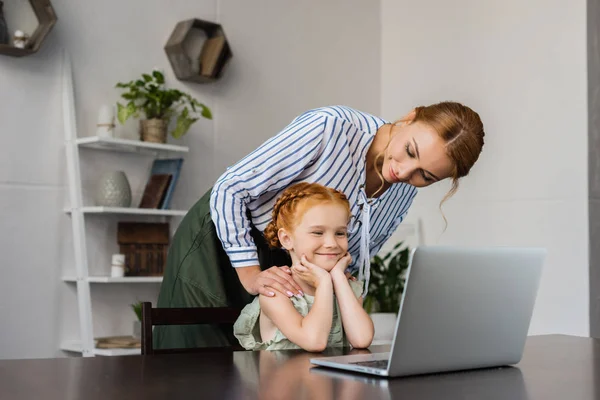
[370,312,398,343]
[94,171,132,207]
[133,320,141,339]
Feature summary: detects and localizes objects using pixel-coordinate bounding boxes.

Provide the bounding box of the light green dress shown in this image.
[234,280,364,350]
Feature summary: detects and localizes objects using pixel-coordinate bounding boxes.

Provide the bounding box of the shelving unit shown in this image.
[60,52,187,357]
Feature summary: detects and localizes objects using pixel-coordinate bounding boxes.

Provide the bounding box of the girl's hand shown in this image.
[294,255,331,288]
[331,253,352,277]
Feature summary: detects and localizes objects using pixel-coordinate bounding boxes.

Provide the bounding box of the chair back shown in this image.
[141,302,243,355]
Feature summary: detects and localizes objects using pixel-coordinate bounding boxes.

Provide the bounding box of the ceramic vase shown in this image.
[95,171,132,207]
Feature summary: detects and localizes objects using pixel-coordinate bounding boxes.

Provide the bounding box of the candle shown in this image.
[96,104,115,138]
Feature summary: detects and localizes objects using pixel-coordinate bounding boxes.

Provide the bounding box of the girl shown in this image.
[234,182,374,351]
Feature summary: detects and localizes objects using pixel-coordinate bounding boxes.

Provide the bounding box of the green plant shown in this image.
[131,301,143,322]
[363,242,410,314]
[115,70,212,139]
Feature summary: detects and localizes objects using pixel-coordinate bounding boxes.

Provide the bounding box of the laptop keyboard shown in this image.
[350,360,389,370]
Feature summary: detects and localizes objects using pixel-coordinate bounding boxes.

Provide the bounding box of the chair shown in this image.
[141,302,244,355]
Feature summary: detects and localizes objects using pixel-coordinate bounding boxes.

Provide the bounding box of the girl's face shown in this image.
[279,202,349,271]
[381,121,454,188]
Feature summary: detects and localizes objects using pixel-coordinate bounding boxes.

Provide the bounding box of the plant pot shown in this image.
[140,119,168,143]
[133,320,141,340]
[370,312,397,343]
[94,171,132,207]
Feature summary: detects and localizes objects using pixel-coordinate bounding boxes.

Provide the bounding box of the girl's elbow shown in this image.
[301,335,329,352]
[349,330,374,349]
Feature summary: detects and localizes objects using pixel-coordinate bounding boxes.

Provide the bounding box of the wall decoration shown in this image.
[0,2,9,45]
[0,0,57,57]
[164,18,233,84]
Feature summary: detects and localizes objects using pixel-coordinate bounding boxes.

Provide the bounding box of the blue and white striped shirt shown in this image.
[210,106,418,279]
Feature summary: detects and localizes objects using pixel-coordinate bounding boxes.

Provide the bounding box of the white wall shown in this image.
[0,0,381,359]
[382,0,589,336]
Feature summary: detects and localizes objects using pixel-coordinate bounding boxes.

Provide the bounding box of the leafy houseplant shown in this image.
[116,70,212,143]
[131,301,143,322]
[363,242,411,314]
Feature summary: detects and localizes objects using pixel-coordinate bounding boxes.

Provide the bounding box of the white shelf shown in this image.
[64,206,187,216]
[75,136,189,154]
[61,340,141,356]
[63,276,163,283]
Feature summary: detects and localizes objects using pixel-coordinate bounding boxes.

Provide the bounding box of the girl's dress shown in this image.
[234,279,364,350]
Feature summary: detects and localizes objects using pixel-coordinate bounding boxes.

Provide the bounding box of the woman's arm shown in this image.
[259,263,333,352]
[210,113,328,267]
[330,256,374,349]
[210,112,332,296]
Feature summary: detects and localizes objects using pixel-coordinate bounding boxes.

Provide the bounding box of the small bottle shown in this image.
[110,254,126,278]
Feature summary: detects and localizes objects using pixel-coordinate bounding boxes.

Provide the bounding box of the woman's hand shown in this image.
[294,255,332,288]
[237,265,303,298]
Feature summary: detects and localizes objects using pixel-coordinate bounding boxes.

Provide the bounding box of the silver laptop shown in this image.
[310,246,546,377]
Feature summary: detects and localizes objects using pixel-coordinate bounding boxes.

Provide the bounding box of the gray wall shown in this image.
[0,0,381,359]
[382,0,589,336]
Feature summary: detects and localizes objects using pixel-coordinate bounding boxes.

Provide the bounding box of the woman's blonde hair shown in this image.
[264,182,351,248]
[373,101,485,226]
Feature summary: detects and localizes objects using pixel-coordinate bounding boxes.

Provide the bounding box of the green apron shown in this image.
[153,188,291,350]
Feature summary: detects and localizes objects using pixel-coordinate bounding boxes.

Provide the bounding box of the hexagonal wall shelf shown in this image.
[164,18,232,84]
[0,0,57,57]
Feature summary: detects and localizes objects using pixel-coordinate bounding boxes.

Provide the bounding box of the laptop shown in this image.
[310,246,546,377]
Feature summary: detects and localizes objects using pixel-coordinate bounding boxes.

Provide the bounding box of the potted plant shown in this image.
[364,242,411,343]
[131,301,143,339]
[115,70,212,143]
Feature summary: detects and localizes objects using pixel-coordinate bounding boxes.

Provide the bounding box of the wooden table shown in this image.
[0,335,597,399]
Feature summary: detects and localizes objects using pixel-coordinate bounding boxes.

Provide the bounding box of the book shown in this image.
[199,35,226,77]
[147,158,184,209]
[138,173,172,209]
[95,336,140,349]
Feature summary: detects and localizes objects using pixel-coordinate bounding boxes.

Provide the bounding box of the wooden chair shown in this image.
[141,302,244,355]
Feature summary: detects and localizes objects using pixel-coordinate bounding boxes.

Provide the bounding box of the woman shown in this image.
[154,103,485,350]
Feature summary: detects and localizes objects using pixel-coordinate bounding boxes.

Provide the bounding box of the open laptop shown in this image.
[310,246,546,377]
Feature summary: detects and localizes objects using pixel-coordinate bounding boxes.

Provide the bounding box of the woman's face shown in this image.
[279,203,349,271]
[381,121,454,188]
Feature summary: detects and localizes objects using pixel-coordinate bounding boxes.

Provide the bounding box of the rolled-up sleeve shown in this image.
[210,112,330,268]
